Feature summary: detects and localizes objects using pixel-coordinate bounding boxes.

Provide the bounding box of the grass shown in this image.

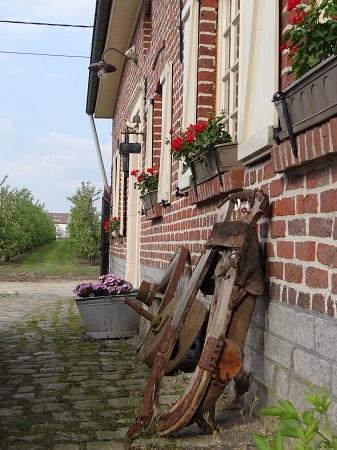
[0,240,99,279]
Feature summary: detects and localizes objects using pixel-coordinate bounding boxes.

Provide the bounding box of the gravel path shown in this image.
[0,281,260,449]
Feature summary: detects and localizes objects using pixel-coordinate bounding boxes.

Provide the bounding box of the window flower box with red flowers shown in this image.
[168,113,238,186]
[103,216,121,239]
[273,0,337,159]
[131,166,162,219]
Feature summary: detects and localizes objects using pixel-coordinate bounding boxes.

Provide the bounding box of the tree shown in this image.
[67,182,101,265]
[0,175,55,261]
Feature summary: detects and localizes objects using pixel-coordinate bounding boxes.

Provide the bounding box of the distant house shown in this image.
[49,213,70,239]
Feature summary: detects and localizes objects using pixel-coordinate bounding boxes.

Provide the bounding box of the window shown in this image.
[178,0,199,189]
[182,0,199,129]
[237,0,279,162]
[217,0,240,141]
[111,151,124,235]
[158,62,173,203]
[144,99,153,169]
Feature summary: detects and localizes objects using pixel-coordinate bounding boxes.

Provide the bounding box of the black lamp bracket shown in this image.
[121,130,145,136]
[161,199,171,208]
[175,186,188,197]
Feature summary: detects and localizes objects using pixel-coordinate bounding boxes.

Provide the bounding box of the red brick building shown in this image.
[86,0,337,424]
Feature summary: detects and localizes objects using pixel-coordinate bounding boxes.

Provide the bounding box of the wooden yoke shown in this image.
[124,189,269,445]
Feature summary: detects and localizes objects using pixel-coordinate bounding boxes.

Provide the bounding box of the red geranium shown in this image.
[185,130,195,144]
[280,42,289,52]
[131,166,159,195]
[290,8,306,25]
[286,0,301,11]
[171,136,183,152]
[103,218,110,232]
[193,121,207,133]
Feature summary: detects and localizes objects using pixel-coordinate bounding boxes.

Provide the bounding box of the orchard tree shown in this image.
[67,182,101,265]
[0,175,55,261]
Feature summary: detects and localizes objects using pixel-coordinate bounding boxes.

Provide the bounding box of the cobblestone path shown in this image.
[0,282,260,449]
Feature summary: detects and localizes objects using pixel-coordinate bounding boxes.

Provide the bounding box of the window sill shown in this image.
[189,166,245,206]
[143,204,163,220]
[272,116,337,173]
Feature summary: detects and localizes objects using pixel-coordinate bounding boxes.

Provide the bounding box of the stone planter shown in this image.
[273,55,337,141]
[141,191,162,220]
[76,294,140,339]
[190,142,239,185]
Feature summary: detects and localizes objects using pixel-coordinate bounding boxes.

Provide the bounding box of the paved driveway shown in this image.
[0,281,259,449]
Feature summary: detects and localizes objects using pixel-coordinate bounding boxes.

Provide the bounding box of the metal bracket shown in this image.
[198,337,225,373]
[161,199,171,208]
[175,186,188,197]
[272,91,298,158]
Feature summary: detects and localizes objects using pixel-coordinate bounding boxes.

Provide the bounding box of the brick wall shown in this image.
[108,0,337,422]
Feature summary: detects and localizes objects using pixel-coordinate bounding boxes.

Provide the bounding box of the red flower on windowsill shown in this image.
[290,8,307,25]
[281,0,337,78]
[167,112,232,170]
[185,130,195,144]
[131,165,159,195]
[286,0,301,11]
[171,136,184,152]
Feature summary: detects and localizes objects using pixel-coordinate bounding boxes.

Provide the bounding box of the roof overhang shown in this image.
[86,0,142,119]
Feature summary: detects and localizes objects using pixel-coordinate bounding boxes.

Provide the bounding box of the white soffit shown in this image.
[94,0,142,118]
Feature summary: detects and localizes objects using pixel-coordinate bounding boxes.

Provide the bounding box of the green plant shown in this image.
[130,166,159,195]
[103,216,120,234]
[253,392,337,450]
[67,181,101,265]
[282,0,337,78]
[0,175,55,261]
[168,111,232,169]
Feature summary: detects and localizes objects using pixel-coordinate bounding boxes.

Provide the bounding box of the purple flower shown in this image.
[74,274,133,298]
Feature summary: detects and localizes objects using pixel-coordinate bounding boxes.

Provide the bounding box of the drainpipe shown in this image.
[88,114,109,188]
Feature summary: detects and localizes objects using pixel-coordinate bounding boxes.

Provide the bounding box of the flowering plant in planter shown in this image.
[103,216,120,234]
[281,0,337,78]
[131,166,159,195]
[168,112,232,170]
[74,274,133,298]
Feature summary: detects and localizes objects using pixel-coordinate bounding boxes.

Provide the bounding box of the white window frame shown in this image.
[178,0,199,190]
[216,0,241,141]
[237,0,279,163]
[158,62,173,203]
[112,151,122,232]
[144,99,153,169]
[125,84,144,287]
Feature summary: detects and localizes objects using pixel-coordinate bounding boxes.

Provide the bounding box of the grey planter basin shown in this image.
[76,294,140,339]
[190,142,239,185]
[274,55,337,141]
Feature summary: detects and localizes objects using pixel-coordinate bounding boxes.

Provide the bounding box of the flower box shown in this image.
[141,191,162,220]
[76,294,140,339]
[273,55,337,141]
[190,142,239,186]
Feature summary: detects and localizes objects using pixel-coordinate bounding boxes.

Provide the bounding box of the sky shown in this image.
[0,0,111,213]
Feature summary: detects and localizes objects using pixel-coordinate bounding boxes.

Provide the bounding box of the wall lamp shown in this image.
[88,46,138,79]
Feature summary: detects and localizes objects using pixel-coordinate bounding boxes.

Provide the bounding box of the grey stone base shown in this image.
[244,298,337,431]
[109,256,126,279]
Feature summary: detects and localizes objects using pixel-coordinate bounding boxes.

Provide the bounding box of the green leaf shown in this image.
[260,407,284,417]
[280,419,303,439]
[252,434,272,450]
[279,411,299,421]
[279,400,298,415]
[302,410,315,426]
[272,431,284,450]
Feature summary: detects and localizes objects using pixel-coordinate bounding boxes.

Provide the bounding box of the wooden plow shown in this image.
[123,247,207,374]
[124,188,269,445]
